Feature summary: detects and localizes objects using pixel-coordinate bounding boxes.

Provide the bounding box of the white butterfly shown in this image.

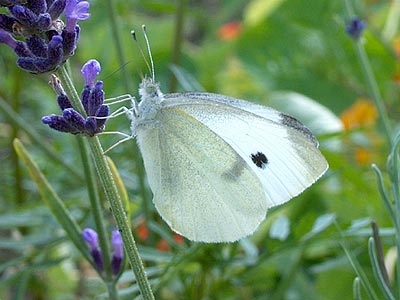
[124,27,328,243]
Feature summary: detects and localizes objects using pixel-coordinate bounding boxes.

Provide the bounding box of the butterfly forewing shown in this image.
[163,93,328,207]
[136,106,268,242]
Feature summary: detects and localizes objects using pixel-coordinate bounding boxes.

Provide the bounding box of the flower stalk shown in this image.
[57,65,155,300]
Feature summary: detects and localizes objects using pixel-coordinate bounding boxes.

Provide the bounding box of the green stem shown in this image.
[169,0,187,92]
[354,41,392,145]
[57,65,155,300]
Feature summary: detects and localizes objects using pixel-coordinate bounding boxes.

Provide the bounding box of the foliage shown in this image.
[0,0,399,299]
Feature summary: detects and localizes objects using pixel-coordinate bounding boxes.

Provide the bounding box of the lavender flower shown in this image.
[111,230,123,275]
[346,17,366,40]
[42,59,109,136]
[0,0,89,73]
[82,228,104,272]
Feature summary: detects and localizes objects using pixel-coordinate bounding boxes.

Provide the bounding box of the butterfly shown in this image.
[124,26,328,243]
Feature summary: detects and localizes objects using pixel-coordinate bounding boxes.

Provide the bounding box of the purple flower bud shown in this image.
[81,85,90,112]
[0,0,27,6]
[111,230,123,275]
[26,35,47,57]
[81,59,101,88]
[48,0,66,19]
[46,34,64,69]
[61,27,77,57]
[63,108,85,132]
[64,0,90,32]
[82,228,104,272]
[14,41,31,56]
[36,12,51,31]
[91,248,104,272]
[346,17,366,40]
[17,56,39,72]
[11,5,37,27]
[26,0,47,15]
[41,114,75,132]
[84,117,97,136]
[82,228,99,250]
[95,105,109,129]
[0,14,16,32]
[0,28,17,48]
[57,94,72,110]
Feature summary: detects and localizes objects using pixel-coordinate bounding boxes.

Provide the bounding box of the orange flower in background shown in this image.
[156,239,171,252]
[136,221,149,241]
[355,147,372,165]
[218,21,242,40]
[340,99,377,130]
[174,234,185,244]
[393,37,400,58]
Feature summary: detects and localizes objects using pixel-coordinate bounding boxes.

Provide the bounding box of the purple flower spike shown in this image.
[111,230,123,275]
[82,228,104,272]
[346,17,366,40]
[42,61,109,136]
[64,0,90,31]
[81,59,101,88]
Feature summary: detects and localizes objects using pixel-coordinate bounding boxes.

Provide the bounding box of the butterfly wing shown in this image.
[135,106,268,243]
[163,92,328,207]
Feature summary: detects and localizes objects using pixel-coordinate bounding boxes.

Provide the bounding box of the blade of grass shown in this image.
[13,138,92,265]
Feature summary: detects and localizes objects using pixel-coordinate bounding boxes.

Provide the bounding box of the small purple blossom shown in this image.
[346,17,366,40]
[64,0,90,31]
[82,228,104,272]
[81,59,101,87]
[0,0,88,73]
[111,230,123,275]
[42,60,109,136]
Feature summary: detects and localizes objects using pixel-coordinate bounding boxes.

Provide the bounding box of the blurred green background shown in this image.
[1,0,399,299]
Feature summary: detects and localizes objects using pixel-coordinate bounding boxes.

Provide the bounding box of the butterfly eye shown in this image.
[250,152,268,169]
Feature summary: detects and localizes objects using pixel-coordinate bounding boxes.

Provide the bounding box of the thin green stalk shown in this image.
[353,42,392,145]
[353,277,362,300]
[57,65,155,300]
[336,221,380,300]
[104,0,131,93]
[344,0,392,145]
[169,0,187,92]
[389,134,400,299]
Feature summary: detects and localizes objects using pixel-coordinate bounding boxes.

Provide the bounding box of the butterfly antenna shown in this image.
[142,25,155,82]
[131,29,152,79]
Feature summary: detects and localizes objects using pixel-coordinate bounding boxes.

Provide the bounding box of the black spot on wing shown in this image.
[280,113,319,147]
[250,152,268,169]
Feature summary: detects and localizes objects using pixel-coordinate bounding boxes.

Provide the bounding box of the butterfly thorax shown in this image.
[132,77,164,133]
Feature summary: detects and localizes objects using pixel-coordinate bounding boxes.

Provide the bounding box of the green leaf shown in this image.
[244,0,286,26]
[13,138,91,264]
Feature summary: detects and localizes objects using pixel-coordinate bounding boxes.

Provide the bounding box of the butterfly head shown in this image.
[139,76,163,101]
